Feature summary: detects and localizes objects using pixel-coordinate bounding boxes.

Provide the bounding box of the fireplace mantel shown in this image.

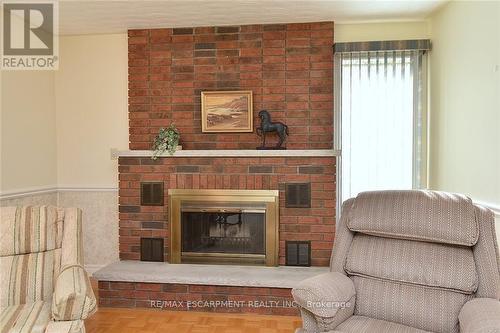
[116,149,339,158]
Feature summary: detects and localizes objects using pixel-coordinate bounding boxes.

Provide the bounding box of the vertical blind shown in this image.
[335,50,427,202]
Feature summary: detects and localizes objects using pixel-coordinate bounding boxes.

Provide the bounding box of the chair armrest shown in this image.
[459,298,500,333]
[292,272,355,331]
[52,265,97,321]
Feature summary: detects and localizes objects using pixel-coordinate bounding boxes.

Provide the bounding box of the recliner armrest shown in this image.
[459,298,500,333]
[52,265,97,321]
[292,272,355,317]
[292,272,355,319]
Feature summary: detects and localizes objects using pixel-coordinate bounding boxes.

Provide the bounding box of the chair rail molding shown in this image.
[0,185,118,200]
[58,186,118,192]
[0,186,59,199]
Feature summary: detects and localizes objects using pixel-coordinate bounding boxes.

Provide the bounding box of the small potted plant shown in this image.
[152,124,180,159]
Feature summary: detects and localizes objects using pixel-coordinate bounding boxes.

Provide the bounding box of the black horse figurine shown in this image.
[256,110,289,149]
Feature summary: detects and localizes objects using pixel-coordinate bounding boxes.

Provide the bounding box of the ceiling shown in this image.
[58,0,446,35]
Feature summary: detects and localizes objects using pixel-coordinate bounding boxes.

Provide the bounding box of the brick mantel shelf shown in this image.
[117,149,339,158]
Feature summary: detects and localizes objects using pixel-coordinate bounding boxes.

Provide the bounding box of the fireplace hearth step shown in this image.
[93,260,327,288]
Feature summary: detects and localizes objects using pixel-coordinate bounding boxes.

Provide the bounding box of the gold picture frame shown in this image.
[201,90,253,133]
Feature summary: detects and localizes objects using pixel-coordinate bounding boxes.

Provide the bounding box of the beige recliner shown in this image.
[0,206,97,333]
[293,190,500,333]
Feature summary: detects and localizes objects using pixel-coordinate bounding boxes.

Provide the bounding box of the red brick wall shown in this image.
[128,22,333,150]
[98,281,298,315]
[119,156,336,266]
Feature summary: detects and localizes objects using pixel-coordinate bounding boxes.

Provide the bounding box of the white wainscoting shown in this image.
[58,189,119,271]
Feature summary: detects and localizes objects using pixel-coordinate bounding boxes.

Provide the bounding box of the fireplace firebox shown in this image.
[169,189,279,266]
[181,207,266,255]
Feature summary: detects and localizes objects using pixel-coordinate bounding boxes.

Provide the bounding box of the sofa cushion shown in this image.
[0,206,63,256]
[0,301,51,333]
[348,190,478,246]
[345,234,478,294]
[352,276,472,333]
[334,315,430,333]
[0,249,60,306]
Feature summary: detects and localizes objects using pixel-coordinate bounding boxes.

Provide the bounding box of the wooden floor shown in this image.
[85,308,302,333]
[87,278,301,333]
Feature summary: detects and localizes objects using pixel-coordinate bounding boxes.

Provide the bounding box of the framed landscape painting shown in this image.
[201,90,253,133]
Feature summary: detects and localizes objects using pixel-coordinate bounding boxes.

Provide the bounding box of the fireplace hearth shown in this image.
[169,189,279,266]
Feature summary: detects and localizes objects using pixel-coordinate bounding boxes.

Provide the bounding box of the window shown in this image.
[334,49,428,204]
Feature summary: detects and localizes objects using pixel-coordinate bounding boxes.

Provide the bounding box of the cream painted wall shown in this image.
[1,71,57,193]
[55,34,128,188]
[1,33,128,193]
[1,34,127,269]
[428,1,500,208]
[53,34,128,269]
[335,21,430,42]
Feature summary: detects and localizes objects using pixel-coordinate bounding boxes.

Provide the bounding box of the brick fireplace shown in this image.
[120,21,336,267]
[102,20,336,313]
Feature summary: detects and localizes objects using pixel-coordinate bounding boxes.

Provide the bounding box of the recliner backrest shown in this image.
[331,190,500,333]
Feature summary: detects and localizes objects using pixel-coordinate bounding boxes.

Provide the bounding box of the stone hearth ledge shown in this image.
[116,149,339,158]
[93,261,328,289]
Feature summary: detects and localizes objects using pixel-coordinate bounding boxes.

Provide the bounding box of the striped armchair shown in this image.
[293,190,500,333]
[1,206,97,333]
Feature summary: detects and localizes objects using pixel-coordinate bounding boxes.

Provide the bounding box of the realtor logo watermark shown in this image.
[150,299,299,311]
[1,1,59,70]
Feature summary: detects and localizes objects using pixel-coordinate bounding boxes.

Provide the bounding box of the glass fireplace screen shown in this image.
[181,202,266,255]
